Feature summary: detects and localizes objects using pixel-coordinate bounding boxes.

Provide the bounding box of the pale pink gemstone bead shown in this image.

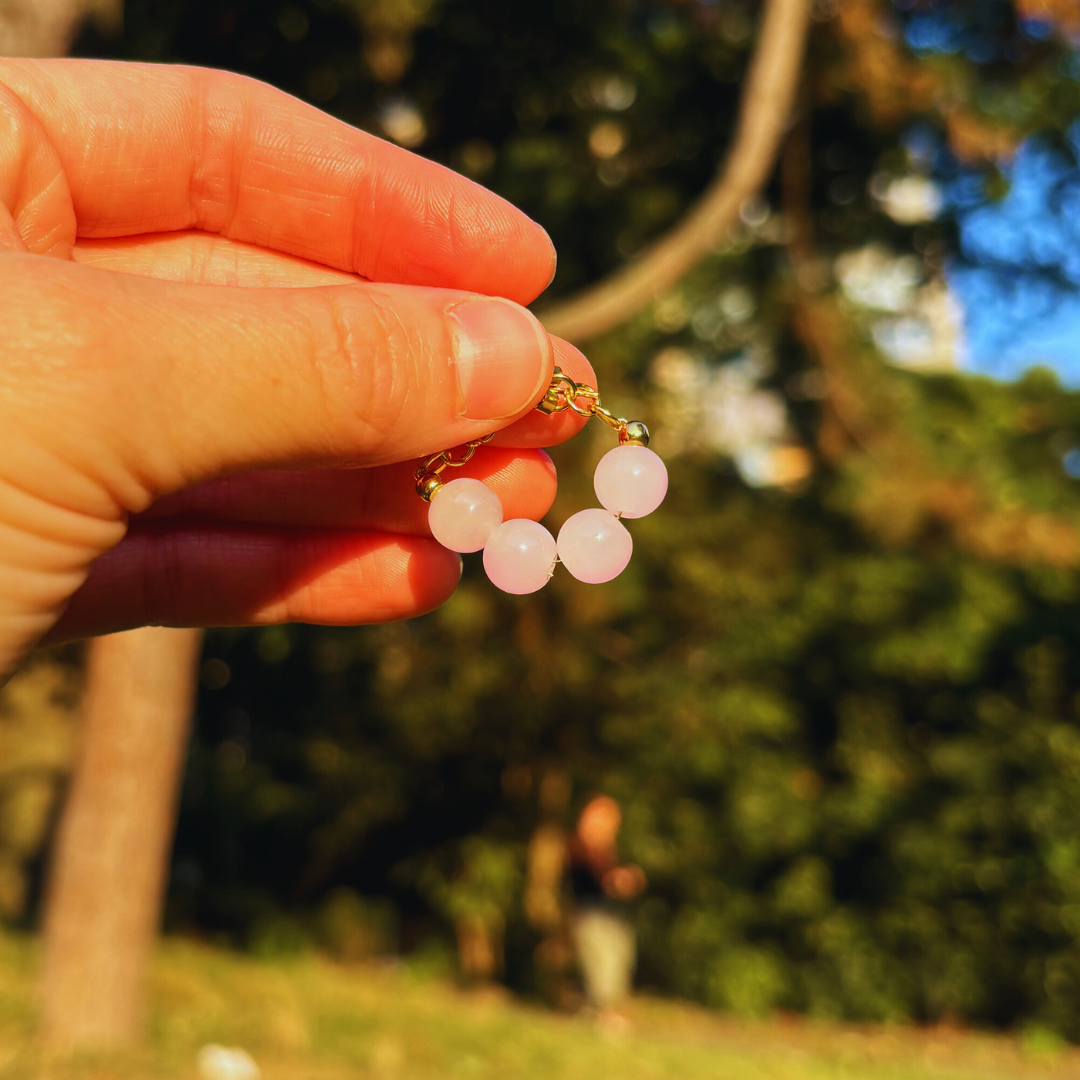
[556,509,633,584]
[483,518,557,594]
[428,478,503,553]
[593,445,668,519]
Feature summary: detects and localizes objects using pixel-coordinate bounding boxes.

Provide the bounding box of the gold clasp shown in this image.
[415,369,649,501]
[532,367,648,443]
[535,366,580,414]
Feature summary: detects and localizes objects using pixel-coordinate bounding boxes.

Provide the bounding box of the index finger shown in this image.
[0,59,556,305]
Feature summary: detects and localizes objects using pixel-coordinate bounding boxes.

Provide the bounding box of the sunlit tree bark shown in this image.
[40,628,202,1048]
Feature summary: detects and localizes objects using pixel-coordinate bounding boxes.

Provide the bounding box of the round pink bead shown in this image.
[483,518,557,594]
[556,509,633,584]
[428,478,503,553]
[593,445,668,519]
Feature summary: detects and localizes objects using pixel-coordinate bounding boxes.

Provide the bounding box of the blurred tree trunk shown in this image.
[40,628,202,1049]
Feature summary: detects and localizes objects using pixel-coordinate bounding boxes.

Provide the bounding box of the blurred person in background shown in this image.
[568,795,646,1023]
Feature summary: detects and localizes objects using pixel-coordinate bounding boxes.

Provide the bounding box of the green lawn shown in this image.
[1,931,1078,1080]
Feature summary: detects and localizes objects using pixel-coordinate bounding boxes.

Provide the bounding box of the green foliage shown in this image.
[167,362,1080,1036]
[316,887,399,961]
[417,837,522,930]
[0,650,79,923]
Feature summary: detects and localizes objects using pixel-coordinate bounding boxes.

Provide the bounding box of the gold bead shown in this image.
[620,421,650,447]
[416,473,445,502]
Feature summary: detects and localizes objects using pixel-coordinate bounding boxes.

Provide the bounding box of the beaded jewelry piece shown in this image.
[415,367,667,594]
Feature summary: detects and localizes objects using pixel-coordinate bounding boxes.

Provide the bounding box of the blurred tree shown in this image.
[417,835,522,981]
[41,629,201,1048]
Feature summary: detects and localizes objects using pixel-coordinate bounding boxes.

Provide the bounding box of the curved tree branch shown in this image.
[540,0,813,344]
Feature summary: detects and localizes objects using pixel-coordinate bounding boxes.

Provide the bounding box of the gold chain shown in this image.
[534,366,627,434]
[415,367,649,501]
[416,432,495,480]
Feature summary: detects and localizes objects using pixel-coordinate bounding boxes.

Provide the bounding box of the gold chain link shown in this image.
[415,432,495,481]
[535,367,626,433]
[415,367,648,500]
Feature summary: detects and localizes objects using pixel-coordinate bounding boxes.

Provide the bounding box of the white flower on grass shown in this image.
[196,1045,261,1080]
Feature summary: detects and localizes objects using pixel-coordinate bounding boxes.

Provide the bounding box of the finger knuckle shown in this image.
[317,287,431,456]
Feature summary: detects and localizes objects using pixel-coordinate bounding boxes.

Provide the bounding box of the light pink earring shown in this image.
[415,368,667,594]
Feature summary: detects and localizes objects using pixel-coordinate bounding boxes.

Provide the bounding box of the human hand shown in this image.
[0,60,595,677]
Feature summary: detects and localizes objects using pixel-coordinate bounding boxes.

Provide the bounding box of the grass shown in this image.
[1,931,1079,1080]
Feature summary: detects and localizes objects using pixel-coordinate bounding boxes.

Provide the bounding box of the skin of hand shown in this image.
[0,59,596,679]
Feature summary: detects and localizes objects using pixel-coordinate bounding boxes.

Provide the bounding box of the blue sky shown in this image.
[948,132,1080,383]
[894,0,1080,384]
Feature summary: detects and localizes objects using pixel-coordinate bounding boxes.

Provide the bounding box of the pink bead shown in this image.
[428,478,503,553]
[483,518,557,594]
[556,509,633,584]
[593,445,668,519]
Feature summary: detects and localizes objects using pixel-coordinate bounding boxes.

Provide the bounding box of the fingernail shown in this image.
[449,298,551,421]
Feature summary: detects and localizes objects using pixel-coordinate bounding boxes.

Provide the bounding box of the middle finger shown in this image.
[138,447,558,534]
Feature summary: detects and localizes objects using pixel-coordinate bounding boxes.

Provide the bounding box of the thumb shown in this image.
[6,254,555,506]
